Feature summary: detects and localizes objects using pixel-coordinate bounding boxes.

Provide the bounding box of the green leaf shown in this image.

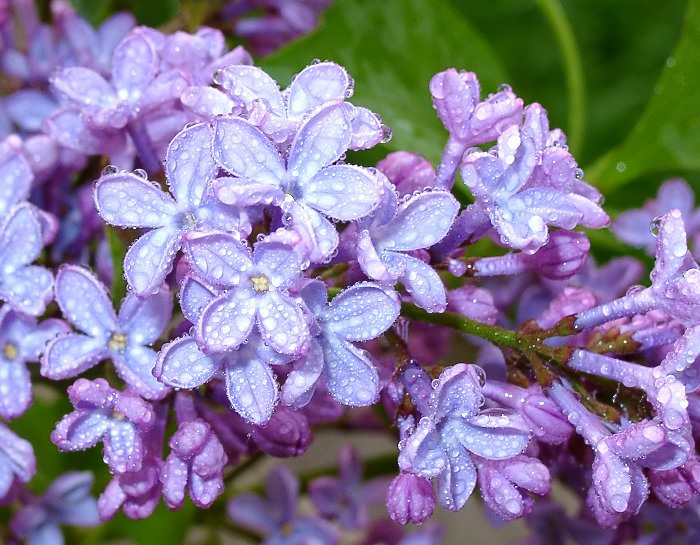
[260,0,508,165]
[586,0,700,190]
[129,0,181,26]
[69,0,116,24]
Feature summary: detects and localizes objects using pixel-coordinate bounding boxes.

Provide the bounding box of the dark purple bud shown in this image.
[376,151,436,195]
[251,405,311,457]
[386,474,435,525]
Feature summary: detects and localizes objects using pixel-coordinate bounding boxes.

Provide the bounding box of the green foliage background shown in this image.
[22,0,699,542]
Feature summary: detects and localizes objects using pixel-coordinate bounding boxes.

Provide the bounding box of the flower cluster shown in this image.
[0,1,698,544]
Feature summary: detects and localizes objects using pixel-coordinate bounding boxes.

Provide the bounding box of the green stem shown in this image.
[535,0,586,153]
[105,225,127,307]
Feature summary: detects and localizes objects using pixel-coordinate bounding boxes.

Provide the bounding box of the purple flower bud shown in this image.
[386,474,435,525]
[376,151,436,196]
[250,405,312,457]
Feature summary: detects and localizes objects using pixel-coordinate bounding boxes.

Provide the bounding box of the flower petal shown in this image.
[197,290,256,353]
[0,203,43,272]
[435,422,478,512]
[429,363,483,420]
[218,65,285,116]
[252,242,301,289]
[289,203,339,263]
[459,409,530,460]
[213,176,285,207]
[119,287,172,345]
[161,454,189,509]
[288,102,353,185]
[52,410,110,451]
[52,67,116,109]
[183,231,252,287]
[0,359,31,419]
[325,282,399,341]
[320,334,379,406]
[95,172,177,228]
[0,264,53,316]
[302,165,379,221]
[390,252,447,313]
[111,30,157,98]
[256,292,308,355]
[224,349,278,424]
[165,122,218,208]
[41,334,109,380]
[212,117,285,186]
[0,147,32,218]
[113,345,168,400]
[55,265,116,335]
[282,338,324,408]
[105,421,143,473]
[287,62,350,118]
[398,417,448,478]
[179,275,219,324]
[155,335,223,389]
[124,225,184,297]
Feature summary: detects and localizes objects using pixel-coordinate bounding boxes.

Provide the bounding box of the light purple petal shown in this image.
[0,203,43,272]
[325,282,399,341]
[179,275,219,324]
[256,292,308,355]
[197,290,256,353]
[181,86,235,118]
[212,117,285,186]
[17,318,70,360]
[227,493,279,534]
[302,165,379,221]
[52,67,116,109]
[435,425,477,511]
[356,229,397,283]
[391,253,447,313]
[0,148,32,218]
[213,176,285,207]
[593,451,648,514]
[52,411,110,451]
[430,364,482,420]
[155,335,223,388]
[119,287,172,345]
[398,417,447,478]
[289,203,339,262]
[282,338,323,408]
[95,172,177,228]
[0,358,31,419]
[0,264,53,316]
[652,209,690,282]
[165,122,218,208]
[288,102,353,184]
[375,191,459,251]
[111,31,157,98]
[459,409,530,460]
[0,424,35,485]
[161,454,188,509]
[113,345,168,400]
[286,62,350,118]
[124,225,185,297]
[105,421,143,473]
[55,266,116,335]
[41,334,108,380]
[218,65,285,115]
[189,473,223,509]
[320,335,379,406]
[253,242,301,289]
[224,351,278,424]
[349,106,385,150]
[45,472,100,526]
[184,231,252,287]
[612,209,655,249]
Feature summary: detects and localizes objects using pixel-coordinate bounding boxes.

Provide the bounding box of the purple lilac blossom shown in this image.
[228,464,338,544]
[0,136,32,217]
[95,122,241,296]
[0,422,35,501]
[0,203,53,315]
[352,175,459,312]
[386,473,436,525]
[283,280,399,407]
[10,471,99,545]
[51,378,155,473]
[212,101,381,262]
[42,265,172,399]
[0,306,68,419]
[612,179,700,255]
[397,363,531,511]
[184,232,309,355]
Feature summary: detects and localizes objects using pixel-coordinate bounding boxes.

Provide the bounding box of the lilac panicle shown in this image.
[227,465,338,544]
[161,418,227,510]
[11,471,99,545]
[51,378,155,473]
[94,122,239,296]
[42,265,172,399]
[309,445,386,529]
[212,101,381,262]
[155,332,288,425]
[184,232,309,355]
[430,68,524,188]
[354,175,459,312]
[0,306,69,419]
[0,423,36,500]
[283,280,400,407]
[575,209,699,330]
[612,178,700,255]
[386,473,436,525]
[0,203,54,315]
[398,363,531,511]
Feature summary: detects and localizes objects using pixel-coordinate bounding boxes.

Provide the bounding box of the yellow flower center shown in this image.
[251,274,270,293]
[108,332,127,351]
[2,342,18,361]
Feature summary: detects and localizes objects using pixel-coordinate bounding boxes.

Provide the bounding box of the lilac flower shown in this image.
[447,285,499,324]
[354,176,459,312]
[228,465,338,545]
[309,445,386,529]
[0,423,35,500]
[613,179,700,255]
[376,151,437,197]
[42,265,172,399]
[398,363,531,511]
[51,378,155,473]
[212,102,381,261]
[161,418,227,510]
[156,331,288,424]
[0,136,32,218]
[575,209,699,330]
[548,382,689,525]
[0,306,68,419]
[184,232,309,355]
[282,280,399,407]
[386,474,436,525]
[0,203,53,315]
[475,454,550,520]
[11,472,99,545]
[430,69,524,188]
[248,404,312,457]
[94,122,240,296]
